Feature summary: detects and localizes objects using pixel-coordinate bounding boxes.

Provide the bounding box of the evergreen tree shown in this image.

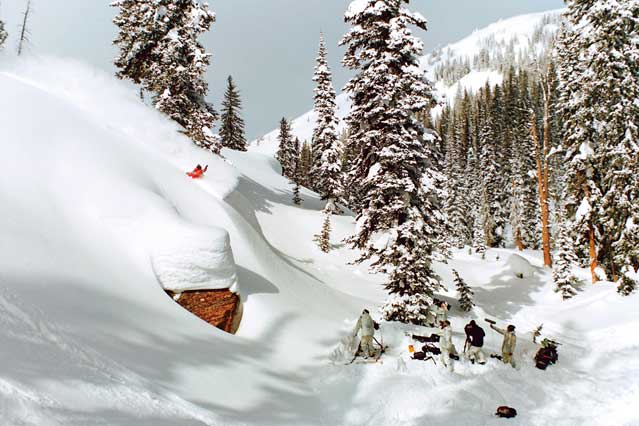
[297,141,313,188]
[276,118,296,177]
[453,269,474,312]
[219,76,247,151]
[310,33,343,204]
[0,17,7,49]
[314,207,332,252]
[556,0,639,288]
[341,0,444,324]
[553,210,579,300]
[510,70,541,249]
[445,94,471,248]
[112,0,219,152]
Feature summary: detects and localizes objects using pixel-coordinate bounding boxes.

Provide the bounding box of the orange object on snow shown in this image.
[408,344,415,353]
[187,164,208,179]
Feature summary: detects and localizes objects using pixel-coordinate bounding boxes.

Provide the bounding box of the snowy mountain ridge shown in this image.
[250,9,563,155]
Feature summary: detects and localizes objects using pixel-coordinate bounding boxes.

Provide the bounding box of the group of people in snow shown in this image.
[352,307,517,371]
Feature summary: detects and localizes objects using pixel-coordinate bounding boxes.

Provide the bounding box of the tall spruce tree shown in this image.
[297,141,313,188]
[556,0,639,290]
[341,0,444,324]
[553,210,579,299]
[276,118,297,177]
[219,76,247,151]
[310,33,343,204]
[112,0,219,152]
[453,269,474,312]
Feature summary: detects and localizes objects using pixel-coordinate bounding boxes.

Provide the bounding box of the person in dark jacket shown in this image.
[464,320,486,364]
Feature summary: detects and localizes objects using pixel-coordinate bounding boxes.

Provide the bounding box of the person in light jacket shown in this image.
[491,324,517,367]
[437,320,457,372]
[353,309,376,358]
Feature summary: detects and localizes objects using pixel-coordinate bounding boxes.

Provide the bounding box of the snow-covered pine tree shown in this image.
[341,0,444,325]
[489,84,509,246]
[297,141,313,188]
[556,0,639,288]
[510,70,541,250]
[310,33,343,205]
[0,16,7,49]
[445,93,471,248]
[112,0,219,153]
[478,88,499,247]
[292,139,302,205]
[453,269,474,311]
[276,118,296,177]
[219,75,247,151]
[314,207,332,252]
[552,210,579,299]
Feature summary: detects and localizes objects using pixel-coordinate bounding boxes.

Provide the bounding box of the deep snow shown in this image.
[1,13,638,426]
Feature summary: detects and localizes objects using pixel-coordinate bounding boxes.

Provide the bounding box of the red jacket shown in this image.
[187,165,208,179]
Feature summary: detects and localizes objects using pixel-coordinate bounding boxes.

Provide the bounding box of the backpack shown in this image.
[422,344,441,355]
[412,351,426,360]
[534,346,558,370]
[412,333,440,343]
[495,406,517,418]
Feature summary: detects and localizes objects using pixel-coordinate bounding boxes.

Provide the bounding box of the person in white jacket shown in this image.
[490,324,517,367]
[437,320,458,372]
[353,309,376,358]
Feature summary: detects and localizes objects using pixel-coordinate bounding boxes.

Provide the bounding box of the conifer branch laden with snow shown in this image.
[552,213,579,300]
[111,0,220,153]
[555,0,639,289]
[341,0,444,324]
[220,76,247,151]
[453,269,474,312]
[310,33,343,207]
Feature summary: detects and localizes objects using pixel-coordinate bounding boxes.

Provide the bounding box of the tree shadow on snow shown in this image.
[471,265,548,322]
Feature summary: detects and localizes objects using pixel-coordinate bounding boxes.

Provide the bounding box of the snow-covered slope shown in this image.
[250,9,562,155]
[0,57,382,425]
[2,14,638,426]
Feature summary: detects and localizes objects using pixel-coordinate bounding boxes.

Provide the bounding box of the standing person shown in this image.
[437,320,457,372]
[464,320,486,365]
[435,301,448,324]
[490,323,517,367]
[352,309,376,358]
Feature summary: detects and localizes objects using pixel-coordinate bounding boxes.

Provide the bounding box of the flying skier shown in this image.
[187,164,208,179]
[490,323,517,367]
[352,309,376,359]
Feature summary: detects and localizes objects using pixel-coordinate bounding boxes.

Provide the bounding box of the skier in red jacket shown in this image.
[187,164,208,179]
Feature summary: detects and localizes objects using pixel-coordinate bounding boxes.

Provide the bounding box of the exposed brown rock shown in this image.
[166,289,241,334]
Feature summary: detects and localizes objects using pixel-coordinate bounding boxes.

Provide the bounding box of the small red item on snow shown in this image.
[187,164,208,179]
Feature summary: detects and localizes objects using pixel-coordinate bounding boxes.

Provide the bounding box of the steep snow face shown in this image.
[0,56,379,425]
[250,9,563,155]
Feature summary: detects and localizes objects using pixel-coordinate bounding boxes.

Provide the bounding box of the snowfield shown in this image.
[1,15,638,426]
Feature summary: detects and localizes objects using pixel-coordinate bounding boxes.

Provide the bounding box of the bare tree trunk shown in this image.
[515,229,524,251]
[588,222,599,283]
[17,0,31,56]
[531,111,552,267]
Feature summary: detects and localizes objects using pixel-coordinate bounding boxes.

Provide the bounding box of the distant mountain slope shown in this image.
[250,9,563,156]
